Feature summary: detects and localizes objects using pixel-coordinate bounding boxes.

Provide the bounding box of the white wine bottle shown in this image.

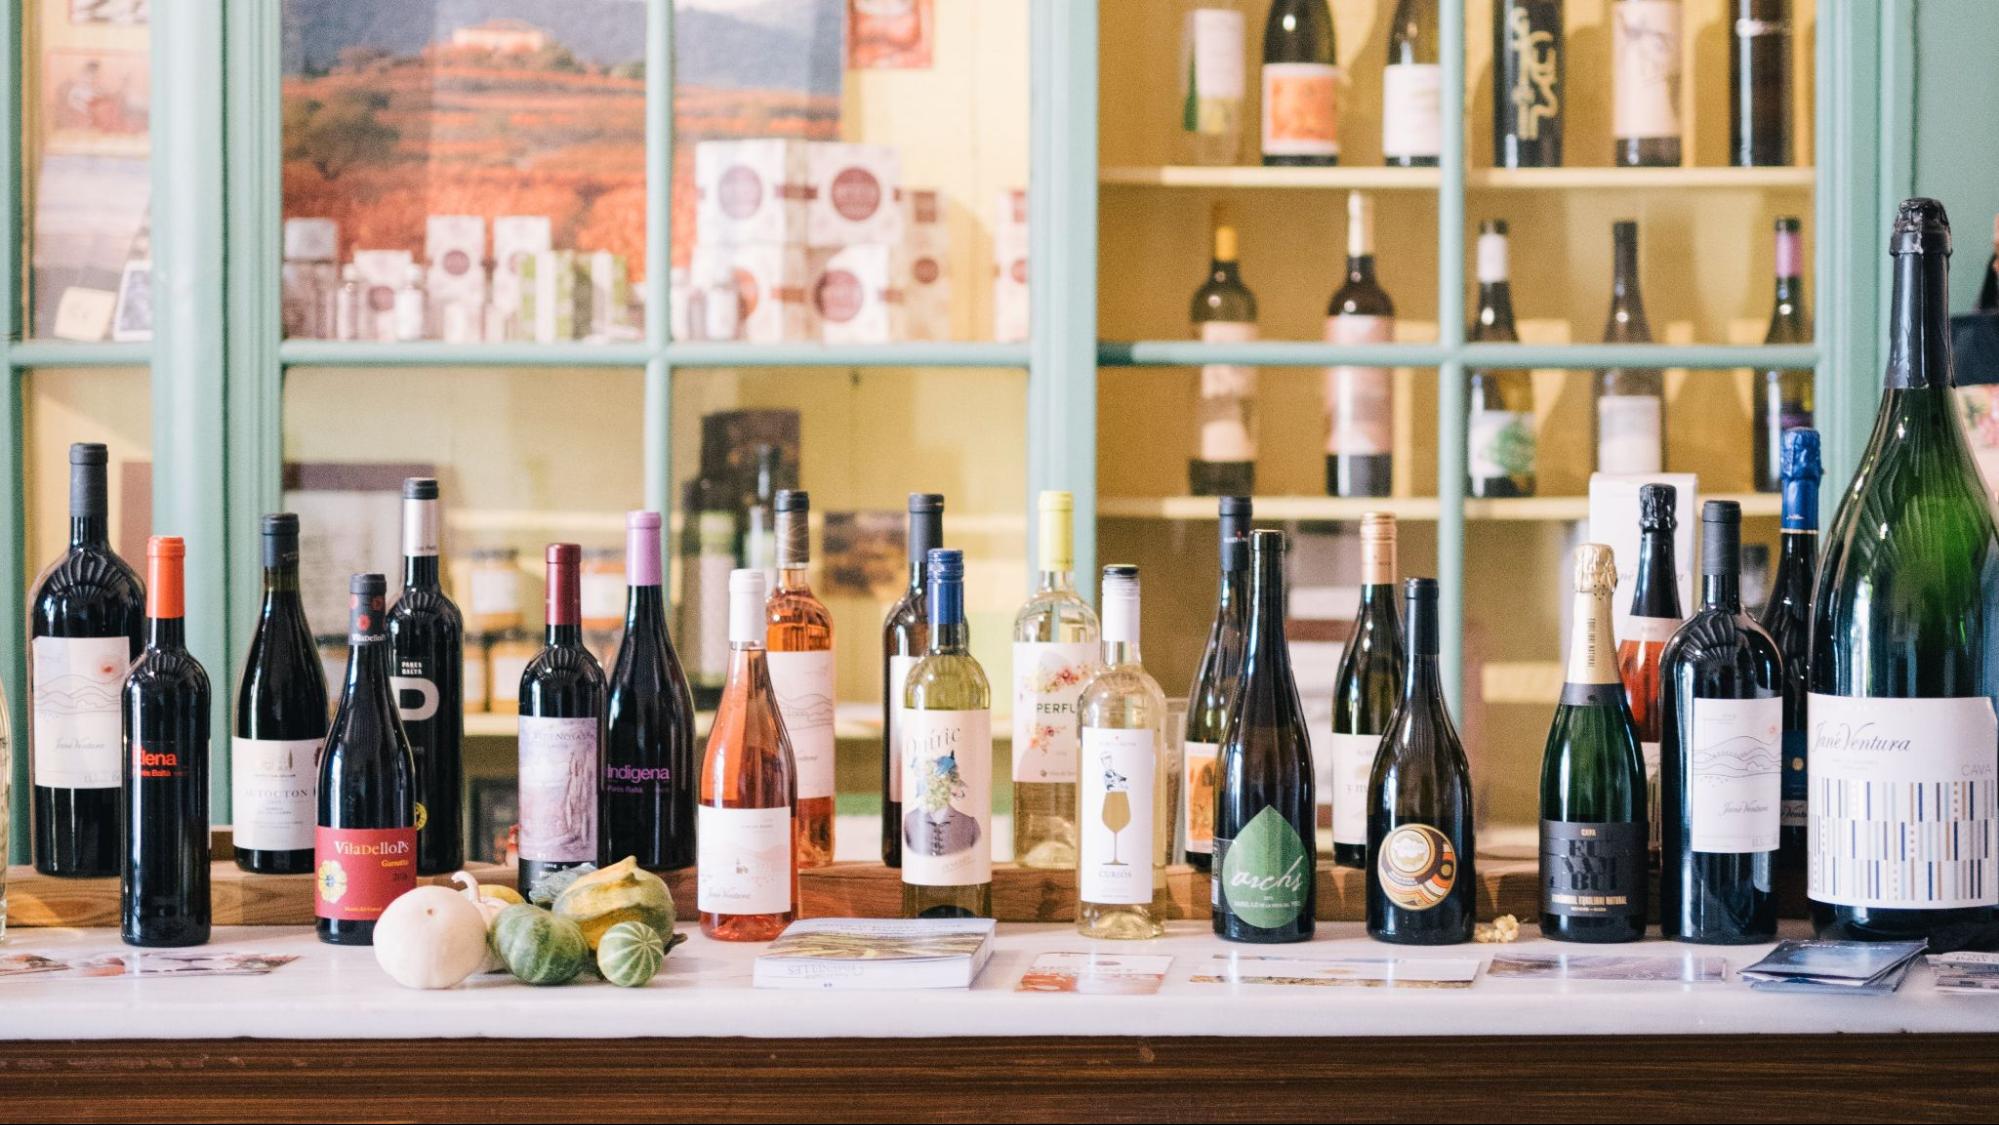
[1011,491,1099,870]
[902,549,993,919]
[1077,566,1171,939]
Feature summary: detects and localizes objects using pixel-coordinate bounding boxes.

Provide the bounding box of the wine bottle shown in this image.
[1467,220,1536,498]
[1540,544,1648,943]
[1729,0,1792,167]
[30,442,144,877]
[698,568,799,942]
[901,549,993,919]
[1382,0,1440,168]
[680,478,734,711]
[1617,483,1681,855]
[385,478,463,875]
[882,492,943,868]
[1191,205,1259,498]
[765,490,835,869]
[1330,513,1404,869]
[1325,191,1395,498]
[1659,502,1783,944]
[1753,217,1812,493]
[1759,428,1819,872]
[1213,529,1315,943]
[1493,0,1562,168]
[1182,496,1252,872]
[1077,566,1171,940]
[1596,221,1665,475]
[1176,0,1247,166]
[1367,577,1476,945]
[1012,491,1099,871]
[601,510,697,872]
[1612,0,1682,167]
[122,537,210,948]
[516,544,606,897]
[1259,0,1339,166]
[1809,198,1999,952]
[233,514,327,875]
[316,574,417,946]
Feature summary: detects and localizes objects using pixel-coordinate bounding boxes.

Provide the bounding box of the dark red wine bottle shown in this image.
[601,511,697,872]
[518,544,607,896]
[31,442,144,877]
[233,513,327,874]
[316,574,418,946]
[121,537,211,947]
[387,478,464,875]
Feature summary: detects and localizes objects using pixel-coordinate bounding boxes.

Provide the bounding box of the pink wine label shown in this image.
[517,715,600,863]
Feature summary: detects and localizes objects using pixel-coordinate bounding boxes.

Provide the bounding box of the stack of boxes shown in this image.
[992,188,1029,343]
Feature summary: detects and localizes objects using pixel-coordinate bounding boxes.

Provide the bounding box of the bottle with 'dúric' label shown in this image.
[1325,192,1396,498]
[902,549,993,919]
[516,545,606,898]
[1467,220,1536,498]
[1596,220,1665,476]
[1177,0,1247,166]
[1184,498,1253,872]
[882,492,944,868]
[1077,566,1171,940]
[1012,491,1100,871]
[1330,513,1404,868]
[1190,206,1259,498]
[602,510,697,873]
[1612,0,1683,167]
[1260,0,1339,166]
[766,490,836,869]
[234,514,328,875]
[386,478,464,876]
[1758,429,1819,872]
[1382,0,1441,167]
[1617,483,1681,857]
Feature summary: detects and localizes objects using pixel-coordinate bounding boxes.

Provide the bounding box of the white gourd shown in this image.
[371,882,490,990]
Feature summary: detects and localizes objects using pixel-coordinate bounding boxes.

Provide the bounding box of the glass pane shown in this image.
[24,2,152,342]
[670,0,1030,344]
[23,366,152,566]
[279,3,648,343]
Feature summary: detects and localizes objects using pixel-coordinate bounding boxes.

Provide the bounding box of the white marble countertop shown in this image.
[1,920,1994,1041]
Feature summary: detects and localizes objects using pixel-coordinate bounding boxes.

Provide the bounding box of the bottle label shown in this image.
[1612,0,1681,141]
[1328,730,1382,848]
[391,669,441,725]
[1216,805,1310,927]
[1377,822,1459,911]
[1469,408,1536,482]
[1505,2,1561,142]
[1807,693,1999,910]
[900,708,993,888]
[1184,8,1246,134]
[1323,315,1394,456]
[1079,727,1157,905]
[1182,739,1219,856]
[231,737,321,852]
[1780,727,1807,828]
[1260,62,1341,158]
[1596,394,1663,475]
[1540,820,1646,918]
[30,635,129,790]
[887,653,920,803]
[1011,641,1096,784]
[1197,321,1258,463]
[314,826,417,921]
[697,804,793,915]
[1689,695,1783,853]
[517,715,601,863]
[1381,63,1443,159]
[768,649,837,800]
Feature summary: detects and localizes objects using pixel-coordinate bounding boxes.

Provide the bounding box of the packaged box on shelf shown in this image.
[993,189,1029,343]
[695,138,809,246]
[807,142,902,247]
[586,250,634,340]
[425,215,489,344]
[902,189,950,341]
[518,249,592,343]
[491,215,552,341]
[281,217,339,339]
[351,249,414,342]
[810,244,902,344]
[690,242,813,343]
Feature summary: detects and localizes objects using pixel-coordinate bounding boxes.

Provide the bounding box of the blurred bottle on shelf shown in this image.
[1176,0,1248,166]
[680,478,736,712]
[1382,0,1441,168]
[1012,491,1099,871]
[1612,0,1683,167]
[1183,497,1252,874]
[1259,0,1339,167]
[1493,0,1563,168]
[1617,483,1682,857]
[1190,204,1259,498]
[1466,219,1536,498]
[1754,217,1812,492]
[1730,0,1793,168]
[1595,220,1665,475]
[1325,191,1395,498]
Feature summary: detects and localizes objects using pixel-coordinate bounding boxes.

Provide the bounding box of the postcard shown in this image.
[1740,940,1927,985]
[1188,954,1481,990]
[1016,952,1173,996]
[1486,953,1730,984]
[1929,952,1999,993]
[0,951,300,982]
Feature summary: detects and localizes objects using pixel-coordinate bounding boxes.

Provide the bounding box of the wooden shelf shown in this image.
[1100,165,1815,192]
[1100,165,1440,190]
[1099,493,1781,523]
[1469,166,1818,191]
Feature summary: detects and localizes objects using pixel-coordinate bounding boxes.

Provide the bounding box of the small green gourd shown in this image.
[596,921,667,988]
[490,903,589,986]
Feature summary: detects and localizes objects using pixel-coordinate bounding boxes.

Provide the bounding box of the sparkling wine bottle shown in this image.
[1329,513,1404,869]
[1012,491,1099,871]
[902,549,993,919]
[882,492,944,868]
[1618,482,1681,857]
[1325,191,1395,498]
[386,478,463,875]
[601,510,697,872]
[1077,566,1171,940]
[234,514,327,875]
[1758,428,1819,871]
[1190,206,1259,498]
[122,537,211,948]
[765,491,835,868]
[516,544,606,897]
[1182,496,1251,872]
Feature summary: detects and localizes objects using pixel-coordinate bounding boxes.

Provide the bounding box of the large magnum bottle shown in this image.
[1190,207,1259,498]
[1659,502,1783,944]
[1467,220,1536,498]
[1540,545,1648,943]
[386,478,462,875]
[1367,578,1476,944]
[1758,429,1819,870]
[1325,191,1396,498]
[1617,483,1681,854]
[517,544,607,896]
[234,514,327,874]
[1329,513,1404,869]
[1753,218,1812,493]
[1259,0,1339,166]
[766,491,835,868]
[1213,530,1315,943]
[1381,0,1441,168]
[1012,491,1099,870]
[1182,497,1252,872]
[882,492,943,867]
[122,537,210,948]
[1595,221,1665,475]
[1809,198,1999,952]
[31,442,144,877]
[601,510,696,872]
[1493,0,1562,167]
[901,549,993,919]
[315,574,417,946]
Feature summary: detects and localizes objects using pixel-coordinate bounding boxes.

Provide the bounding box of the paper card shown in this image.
[1928,952,1999,993]
[0,952,300,981]
[1486,953,1730,983]
[1016,952,1173,996]
[1741,939,1928,983]
[0,953,71,978]
[1748,958,1918,996]
[1188,953,1480,989]
[51,286,117,341]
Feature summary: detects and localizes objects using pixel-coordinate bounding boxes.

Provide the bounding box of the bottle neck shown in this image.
[1701,572,1742,613]
[148,615,185,651]
[1346,253,1378,287]
[928,572,966,653]
[1565,588,1619,686]
[402,554,441,590]
[1103,637,1142,668]
[1243,553,1289,668]
[263,563,303,601]
[545,621,583,649]
[345,633,393,694]
[1630,528,1680,617]
[1474,281,1516,339]
[930,619,969,654]
[624,583,665,632]
[1210,258,1242,287]
[1035,569,1075,596]
[1885,246,1954,390]
[778,564,812,594]
[70,514,108,549]
[1780,473,1820,533]
[1402,651,1444,703]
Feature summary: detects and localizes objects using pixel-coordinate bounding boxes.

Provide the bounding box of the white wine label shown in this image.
[1183,739,1220,856]
[1260,62,1341,158]
[887,653,919,803]
[900,708,993,887]
[517,715,600,863]
[1187,8,1246,102]
[1808,693,1999,910]
[1612,0,1682,141]
[31,635,129,790]
[1080,727,1158,905]
[1324,315,1394,456]
[767,649,837,800]
[1198,321,1258,463]
[1469,408,1535,482]
[1329,730,1383,848]
[1688,696,1783,853]
[1381,63,1443,159]
[1011,641,1096,784]
[1596,394,1663,475]
[231,736,322,852]
[697,804,793,915]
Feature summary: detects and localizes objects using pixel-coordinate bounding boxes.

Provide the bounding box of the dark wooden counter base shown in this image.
[2,1034,1992,1123]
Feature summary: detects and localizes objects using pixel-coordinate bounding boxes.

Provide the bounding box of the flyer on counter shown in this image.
[1486,952,1730,983]
[1016,952,1173,995]
[1188,953,1481,990]
[0,952,299,981]
[1929,951,1999,993]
